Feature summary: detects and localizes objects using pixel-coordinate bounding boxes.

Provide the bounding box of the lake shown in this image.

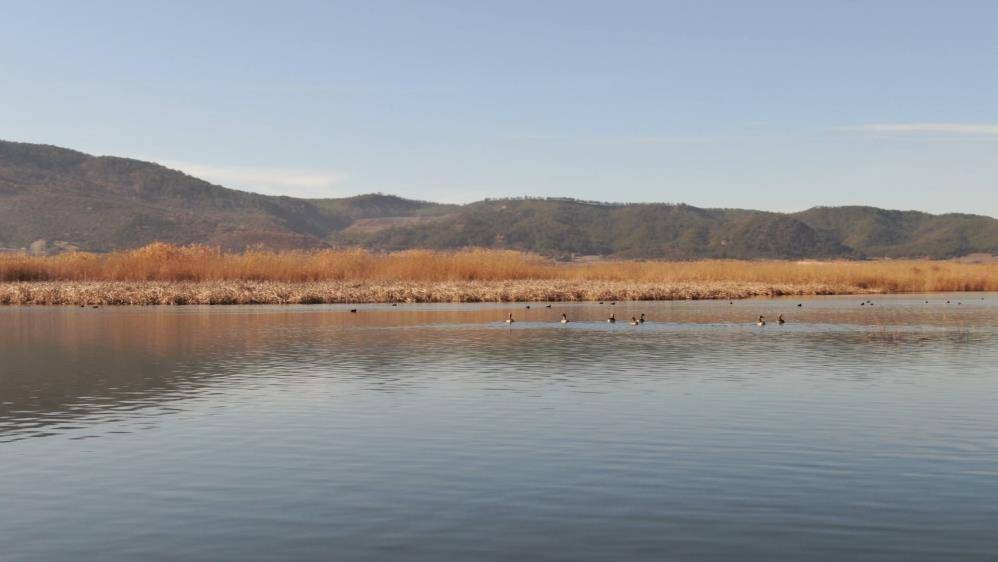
[2,294,997,561]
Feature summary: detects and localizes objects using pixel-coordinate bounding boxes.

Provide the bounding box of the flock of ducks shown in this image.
[509,297,982,326]
[503,297,809,326]
[499,296,989,324]
[506,309,782,326]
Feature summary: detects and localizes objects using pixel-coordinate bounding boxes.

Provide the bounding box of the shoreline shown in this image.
[0,280,889,306]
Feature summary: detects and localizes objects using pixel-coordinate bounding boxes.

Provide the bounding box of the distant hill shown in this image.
[2,139,996,259]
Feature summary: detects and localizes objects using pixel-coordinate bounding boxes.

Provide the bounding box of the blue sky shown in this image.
[2,1,997,216]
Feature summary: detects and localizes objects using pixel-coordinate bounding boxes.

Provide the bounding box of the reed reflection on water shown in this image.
[1,294,997,561]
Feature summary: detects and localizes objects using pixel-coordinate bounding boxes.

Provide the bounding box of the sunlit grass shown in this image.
[1,243,994,305]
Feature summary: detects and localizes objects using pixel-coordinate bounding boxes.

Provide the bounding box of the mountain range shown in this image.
[2,139,996,259]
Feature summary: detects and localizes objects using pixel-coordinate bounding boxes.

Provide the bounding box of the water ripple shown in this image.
[1,294,997,561]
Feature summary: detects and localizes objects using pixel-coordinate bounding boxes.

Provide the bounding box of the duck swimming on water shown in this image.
[607,313,616,324]
[778,313,785,325]
[757,315,766,326]
[505,313,514,323]
[561,313,569,324]
[639,313,646,324]
[629,316,640,325]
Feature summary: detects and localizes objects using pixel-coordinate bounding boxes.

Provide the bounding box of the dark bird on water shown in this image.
[392,303,398,307]
[505,313,514,323]
[607,313,616,324]
[561,313,569,323]
[639,313,646,324]
[797,303,802,307]
[778,313,785,325]
[545,304,552,308]
[350,309,357,313]
[629,316,640,325]
[757,315,766,326]
[525,305,531,309]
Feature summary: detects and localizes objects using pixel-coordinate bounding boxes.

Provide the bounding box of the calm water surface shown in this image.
[2,295,997,561]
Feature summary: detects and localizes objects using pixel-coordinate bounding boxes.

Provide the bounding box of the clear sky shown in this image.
[2,1,997,216]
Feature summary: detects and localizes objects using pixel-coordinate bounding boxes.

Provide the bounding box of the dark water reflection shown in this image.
[1,294,997,561]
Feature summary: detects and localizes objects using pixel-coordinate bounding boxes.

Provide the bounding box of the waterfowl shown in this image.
[629,316,640,326]
[778,313,785,325]
[525,305,531,309]
[545,304,552,308]
[757,315,766,326]
[607,313,616,324]
[639,313,646,324]
[392,303,398,307]
[349,309,357,313]
[611,301,616,306]
[560,313,569,324]
[599,301,604,305]
[505,313,514,323]
[797,303,802,307]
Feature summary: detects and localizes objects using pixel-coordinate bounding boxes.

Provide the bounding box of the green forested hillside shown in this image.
[352,198,992,259]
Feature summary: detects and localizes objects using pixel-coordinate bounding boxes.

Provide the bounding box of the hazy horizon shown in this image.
[3,1,997,216]
[9,136,998,218]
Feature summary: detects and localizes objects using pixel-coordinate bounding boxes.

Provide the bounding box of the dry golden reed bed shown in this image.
[1,243,994,305]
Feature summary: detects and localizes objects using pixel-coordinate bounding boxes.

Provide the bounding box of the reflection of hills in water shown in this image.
[1,296,995,441]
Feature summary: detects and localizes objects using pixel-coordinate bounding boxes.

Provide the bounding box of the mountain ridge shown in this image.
[2,139,996,259]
